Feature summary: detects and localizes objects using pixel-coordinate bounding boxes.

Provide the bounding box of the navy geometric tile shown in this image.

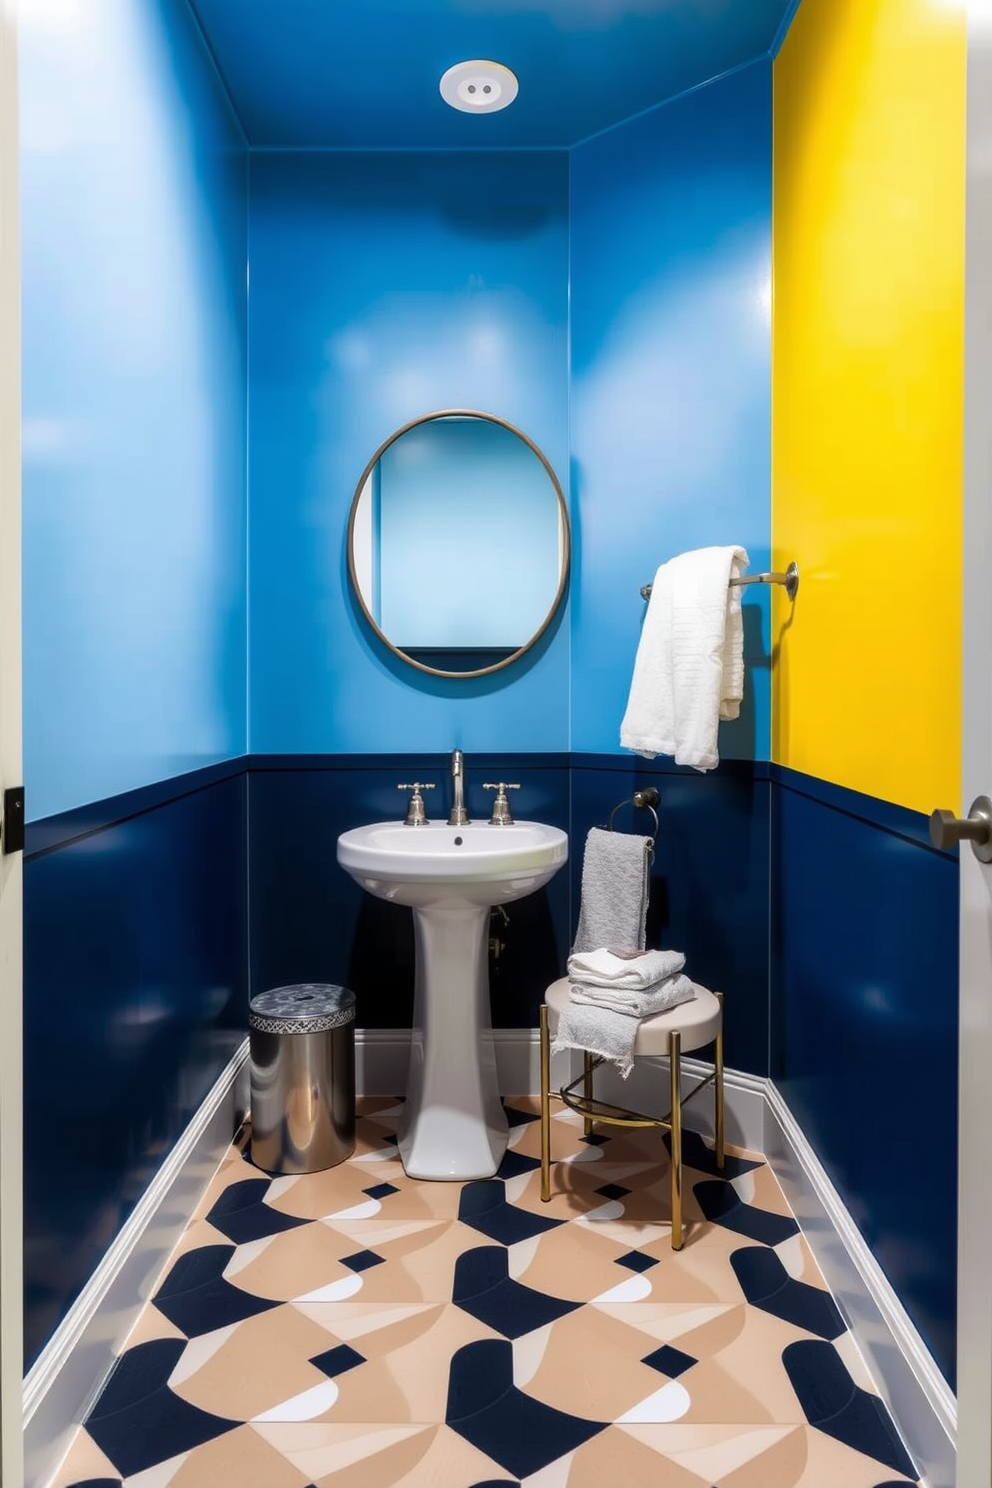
[664,1128,764,1180]
[595,1183,631,1200]
[446,1338,606,1477]
[642,1344,697,1378]
[579,1133,610,1147]
[86,1340,236,1478]
[454,1246,580,1338]
[782,1340,917,1480]
[153,1246,278,1337]
[363,1183,399,1200]
[731,1247,846,1339]
[340,1249,385,1273]
[310,1344,365,1378]
[615,1250,659,1274]
[64,1480,121,1487]
[469,1482,520,1487]
[206,1179,309,1245]
[459,1181,562,1246]
[694,1180,800,1246]
[502,1101,540,1129]
[495,1148,542,1181]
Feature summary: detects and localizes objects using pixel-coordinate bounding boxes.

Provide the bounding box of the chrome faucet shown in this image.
[448,749,470,826]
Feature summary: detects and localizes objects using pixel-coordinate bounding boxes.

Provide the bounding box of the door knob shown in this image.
[929,796,992,861]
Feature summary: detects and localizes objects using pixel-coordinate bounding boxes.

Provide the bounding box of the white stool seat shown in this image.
[544,976,723,1057]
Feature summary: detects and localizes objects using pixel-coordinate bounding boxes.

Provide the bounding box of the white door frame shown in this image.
[956,11,992,1488]
[0,1,22,1483]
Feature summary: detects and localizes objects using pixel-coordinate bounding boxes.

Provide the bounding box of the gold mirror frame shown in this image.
[346,408,571,680]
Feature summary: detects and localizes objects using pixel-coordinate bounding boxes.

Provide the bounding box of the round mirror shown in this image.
[347,410,570,679]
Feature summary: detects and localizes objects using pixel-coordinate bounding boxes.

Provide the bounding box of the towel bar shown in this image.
[640,560,799,603]
[605,786,660,845]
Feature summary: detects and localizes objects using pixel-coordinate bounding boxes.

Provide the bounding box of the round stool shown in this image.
[249,983,356,1174]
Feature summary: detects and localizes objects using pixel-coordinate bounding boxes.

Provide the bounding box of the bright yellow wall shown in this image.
[772,0,966,814]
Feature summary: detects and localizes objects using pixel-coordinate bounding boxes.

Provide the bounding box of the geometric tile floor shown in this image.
[51,1097,920,1488]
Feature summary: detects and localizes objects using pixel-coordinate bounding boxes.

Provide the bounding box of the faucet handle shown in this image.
[398,783,435,826]
[482,783,520,826]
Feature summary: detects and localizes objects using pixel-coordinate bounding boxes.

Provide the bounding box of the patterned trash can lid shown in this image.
[249,983,356,1034]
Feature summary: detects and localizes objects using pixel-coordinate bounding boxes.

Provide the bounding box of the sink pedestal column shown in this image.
[398,900,508,1180]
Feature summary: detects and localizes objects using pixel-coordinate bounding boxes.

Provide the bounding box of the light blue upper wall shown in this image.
[248,151,569,754]
[569,61,773,758]
[20,0,248,822]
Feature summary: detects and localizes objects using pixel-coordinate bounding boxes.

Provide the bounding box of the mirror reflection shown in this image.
[348,411,569,678]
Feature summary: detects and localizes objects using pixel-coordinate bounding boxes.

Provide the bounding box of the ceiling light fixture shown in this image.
[439,60,518,114]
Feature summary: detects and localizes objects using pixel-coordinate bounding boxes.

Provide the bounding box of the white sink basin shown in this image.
[336,820,568,908]
[337,816,568,1181]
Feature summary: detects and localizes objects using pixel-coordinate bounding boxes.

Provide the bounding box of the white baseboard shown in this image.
[27,1035,955,1488]
[25,1039,250,1488]
[762,1080,955,1488]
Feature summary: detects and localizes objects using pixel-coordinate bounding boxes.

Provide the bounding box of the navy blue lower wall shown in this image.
[247,753,771,1074]
[23,765,248,1368]
[770,766,959,1386]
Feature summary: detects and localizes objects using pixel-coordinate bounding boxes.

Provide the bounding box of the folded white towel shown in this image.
[566,948,685,990]
[551,980,700,1078]
[620,545,749,772]
[570,972,696,1020]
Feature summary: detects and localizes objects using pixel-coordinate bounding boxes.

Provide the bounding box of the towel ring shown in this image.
[606,787,660,848]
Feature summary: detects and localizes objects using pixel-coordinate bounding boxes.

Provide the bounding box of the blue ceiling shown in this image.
[189,0,795,150]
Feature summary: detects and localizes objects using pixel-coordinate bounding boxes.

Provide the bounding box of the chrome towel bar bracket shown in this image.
[640,560,799,603]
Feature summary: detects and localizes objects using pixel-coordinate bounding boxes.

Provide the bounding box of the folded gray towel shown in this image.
[572,827,652,955]
[551,981,699,1079]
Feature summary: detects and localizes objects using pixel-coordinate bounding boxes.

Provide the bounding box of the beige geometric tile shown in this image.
[564,1424,710,1486]
[264,1163,462,1222]
[120,1299,187,1349]
[258,1421,427,1482]
[326,1306,498,1422]
[789,1424,918,1485]
[166,1423,312,1488]
[773,1230,831,1289]
[506,1219,755,1307]
[225,1217,490,1305]
[48,1426,120,1487]
[613,1423,803,1485]
[166,1304,340,1420]
[727,1161,796,1217]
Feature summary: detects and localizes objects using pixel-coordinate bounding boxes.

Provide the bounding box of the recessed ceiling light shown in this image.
[439,60,518,114]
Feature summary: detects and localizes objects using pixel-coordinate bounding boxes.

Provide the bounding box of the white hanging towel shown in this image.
[620,545,749,772]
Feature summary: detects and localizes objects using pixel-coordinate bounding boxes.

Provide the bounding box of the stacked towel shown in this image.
[620,545,749,772]
[572,828,652,955]
[551,948,698,1078]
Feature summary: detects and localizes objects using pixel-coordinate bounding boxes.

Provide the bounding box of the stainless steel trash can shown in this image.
[249,983,356,1174]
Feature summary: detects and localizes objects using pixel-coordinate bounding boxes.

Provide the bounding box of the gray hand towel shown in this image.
[572,827,652,955]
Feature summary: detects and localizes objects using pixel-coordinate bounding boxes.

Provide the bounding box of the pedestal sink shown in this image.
[336,820,568,1180]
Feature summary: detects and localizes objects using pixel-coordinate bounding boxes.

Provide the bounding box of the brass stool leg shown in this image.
[582,1051,595,1138]
[670,1030,683,1250]
[539,1005,551,1202]
[715,992,725,1172]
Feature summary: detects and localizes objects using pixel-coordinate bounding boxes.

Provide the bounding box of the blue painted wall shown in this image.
[771,769,959,1384]
[20,0,249,822]
[23,771,247,1368]
[248,150,569,754]
[569,61,772,758]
